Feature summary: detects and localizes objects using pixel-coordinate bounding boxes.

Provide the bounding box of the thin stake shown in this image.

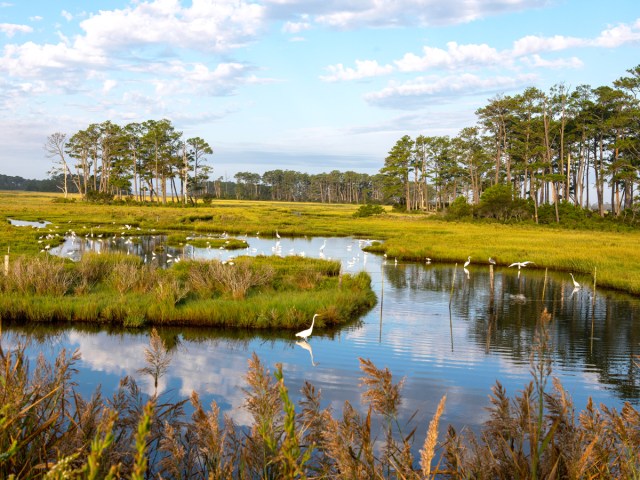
[542,268,548,302]
[489,264,494,291]
[449,263,457,307]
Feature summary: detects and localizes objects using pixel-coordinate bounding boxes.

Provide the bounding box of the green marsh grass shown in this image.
[0,252,375,329]
[2,191,640,294]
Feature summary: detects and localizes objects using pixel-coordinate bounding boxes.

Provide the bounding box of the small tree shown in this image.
[478,184,529,221]
[446,196,473,219]
[45,132,71,198]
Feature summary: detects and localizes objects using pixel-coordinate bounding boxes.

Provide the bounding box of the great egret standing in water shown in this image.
[464,256,471,268]
[296,314,320,341]
[570,273,580,288]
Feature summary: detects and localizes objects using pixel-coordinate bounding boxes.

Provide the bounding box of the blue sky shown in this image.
[0,0,638,180]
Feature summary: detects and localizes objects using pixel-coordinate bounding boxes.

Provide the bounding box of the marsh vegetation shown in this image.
[0,252,375,329]
[2,312,639,478]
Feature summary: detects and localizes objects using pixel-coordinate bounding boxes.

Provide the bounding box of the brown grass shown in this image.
[1,311,639,478]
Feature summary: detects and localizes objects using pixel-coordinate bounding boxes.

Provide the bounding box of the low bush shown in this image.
[353,204,386,218]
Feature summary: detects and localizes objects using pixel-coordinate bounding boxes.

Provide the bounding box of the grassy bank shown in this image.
[0,253,376,329]
[2,191,640,295]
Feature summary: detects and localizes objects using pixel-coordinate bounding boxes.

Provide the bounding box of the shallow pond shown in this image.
[4,234,640,445]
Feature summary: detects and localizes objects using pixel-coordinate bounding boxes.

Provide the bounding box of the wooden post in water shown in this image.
[449,263,457,307]
[489,264,494,291]
[542,268,548,302]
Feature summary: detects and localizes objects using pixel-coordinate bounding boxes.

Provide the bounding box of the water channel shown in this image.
[3,232,640,442]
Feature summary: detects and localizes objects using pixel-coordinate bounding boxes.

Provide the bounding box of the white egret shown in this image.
[570,273,580,289]
[464,256,471,268]
[319,239,326,253]
[275,229,281,239]
[295,313,320,341]
[508,261,535,270]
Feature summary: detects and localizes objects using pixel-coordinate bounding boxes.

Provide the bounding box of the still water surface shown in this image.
[4,233,640,438]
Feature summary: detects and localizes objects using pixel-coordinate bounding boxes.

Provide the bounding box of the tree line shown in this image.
[46,119,213,204]
[382,65,640,221]
[43,65,639,218]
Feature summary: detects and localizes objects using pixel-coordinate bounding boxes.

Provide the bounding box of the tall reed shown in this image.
[1,310,639,478]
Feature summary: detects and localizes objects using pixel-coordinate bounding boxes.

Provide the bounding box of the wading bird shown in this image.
[570,273,580,288]
[489,257,496,265]
[464,256,471,268]
[508,261,535,270]
[295,313,320,341]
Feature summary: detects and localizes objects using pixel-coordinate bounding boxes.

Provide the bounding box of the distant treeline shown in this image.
[0,173,61,192]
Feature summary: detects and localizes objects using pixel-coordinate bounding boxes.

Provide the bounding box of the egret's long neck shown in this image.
[311,315,316,328]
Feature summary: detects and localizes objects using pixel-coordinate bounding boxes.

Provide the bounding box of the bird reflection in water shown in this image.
[296,340,318,367]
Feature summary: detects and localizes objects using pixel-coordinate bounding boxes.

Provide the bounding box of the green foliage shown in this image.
[84,190,115,204]
[478,184,530,221]
[353,203,385,218]
[446,196,473,219]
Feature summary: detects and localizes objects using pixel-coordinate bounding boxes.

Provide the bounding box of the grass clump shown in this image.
[0,253,373,330]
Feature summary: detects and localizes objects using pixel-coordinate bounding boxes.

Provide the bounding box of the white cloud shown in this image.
[321,18,640,84]
[102,79,117,94]
[282,14,311,34]
[320,59,394,81]
[521,54,583,69]
[1,41,108,78]
[395,41,504,72]
[61,10,73,21]
[365,73,538,108]
[311,0,546,29]
[76,0,265,55]
[511,34,585,56]
[0,23,32,37]
[29,16,43,22]
[592,20,640,48]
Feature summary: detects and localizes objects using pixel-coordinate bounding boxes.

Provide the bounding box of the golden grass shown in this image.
[2,191,640,294]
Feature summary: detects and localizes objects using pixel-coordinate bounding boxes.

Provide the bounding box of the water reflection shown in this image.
[8,218,51,228]
[296,340,318,367]
[3,235,640,438]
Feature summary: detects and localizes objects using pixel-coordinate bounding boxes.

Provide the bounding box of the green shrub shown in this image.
[446,196,473,219]
[478,184,530,221]
[353,204,385,218]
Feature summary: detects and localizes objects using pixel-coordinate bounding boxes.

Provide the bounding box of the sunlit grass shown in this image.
[2,191,640,294]
[0,252,374,328]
